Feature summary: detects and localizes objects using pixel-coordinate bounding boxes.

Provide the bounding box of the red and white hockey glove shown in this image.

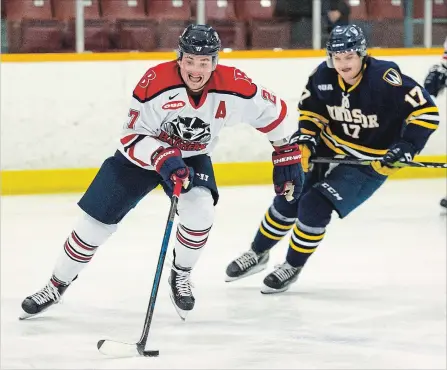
[272,144,304,202]
[151,146,194,192]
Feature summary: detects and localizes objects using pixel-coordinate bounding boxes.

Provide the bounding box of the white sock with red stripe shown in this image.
[174,187,214,269]
[52,212,117,284]
[174,224,212,268]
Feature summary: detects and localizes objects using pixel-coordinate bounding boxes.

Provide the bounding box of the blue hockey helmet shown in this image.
[326,24,367,68]
[178,24,221,68]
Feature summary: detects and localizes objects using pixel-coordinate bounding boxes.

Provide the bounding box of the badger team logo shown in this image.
[158,116,211,151]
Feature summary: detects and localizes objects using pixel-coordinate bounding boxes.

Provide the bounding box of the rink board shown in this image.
[1,48,445,195]
[1,47,444,63]
[1,155,446,195]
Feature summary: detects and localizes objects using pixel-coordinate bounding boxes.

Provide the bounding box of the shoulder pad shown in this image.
[133,61,183,103]
[309,61,337,91]
[211,65,257,98]
[368,58,402,86]
[314,61,335,78]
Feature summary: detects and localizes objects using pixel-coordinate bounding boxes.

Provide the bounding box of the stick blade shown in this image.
[97,339,159,358]
[97,339,140,358]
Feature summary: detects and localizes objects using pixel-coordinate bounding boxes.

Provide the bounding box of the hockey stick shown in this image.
[97,181,183,358]
[311,157,447,169]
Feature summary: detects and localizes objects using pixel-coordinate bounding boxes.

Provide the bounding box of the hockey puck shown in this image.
[440,198,447,208]
[143,350,159,357]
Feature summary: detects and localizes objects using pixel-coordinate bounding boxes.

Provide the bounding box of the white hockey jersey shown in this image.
[118,61,289,169]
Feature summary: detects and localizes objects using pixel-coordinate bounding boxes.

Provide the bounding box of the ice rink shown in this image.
[1,179,446,369]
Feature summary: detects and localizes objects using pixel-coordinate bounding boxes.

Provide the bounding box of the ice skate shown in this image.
[168,264,194,320]
[225,245,269,282]
[20,277,71,319]
[261,262,302,294]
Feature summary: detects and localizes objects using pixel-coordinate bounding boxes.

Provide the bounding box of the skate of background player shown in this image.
[1,48,446,195]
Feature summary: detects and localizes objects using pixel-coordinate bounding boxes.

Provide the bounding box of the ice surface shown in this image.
[1,179,446,369]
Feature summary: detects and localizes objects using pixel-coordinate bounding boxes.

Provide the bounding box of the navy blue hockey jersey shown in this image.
[298,57,439,159]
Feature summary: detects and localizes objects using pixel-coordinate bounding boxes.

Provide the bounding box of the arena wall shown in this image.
[1,49,446,195]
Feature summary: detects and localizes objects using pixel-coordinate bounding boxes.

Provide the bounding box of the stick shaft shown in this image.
[137,182,182,350]
[311,157,447,169]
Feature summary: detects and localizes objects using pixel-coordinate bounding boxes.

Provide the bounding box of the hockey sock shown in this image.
[174,224,212,269]
[52,212,117,284]
[253,204,296,254]
[286,219,325,267]
[174,187,214,270]
[286,188,332,267]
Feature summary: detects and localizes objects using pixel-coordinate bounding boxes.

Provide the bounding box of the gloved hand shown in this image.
[272,144,304,202]
[424,64,447,97]
[290,131,318,172]
[151,146,194,192]
[371,141,416,176]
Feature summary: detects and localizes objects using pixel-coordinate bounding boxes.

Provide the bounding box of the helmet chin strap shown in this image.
[351,59,364,80]
[352,56,368,78]
[339,55,366,83]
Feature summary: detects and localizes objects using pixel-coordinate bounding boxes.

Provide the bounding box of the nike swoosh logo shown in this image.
[169,93,179,100]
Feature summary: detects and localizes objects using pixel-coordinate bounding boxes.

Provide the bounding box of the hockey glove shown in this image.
[151,146,194,192]
[424,64,447,97]
[272,144,304,202]
[290,131,318,172]
[371,141,416,176]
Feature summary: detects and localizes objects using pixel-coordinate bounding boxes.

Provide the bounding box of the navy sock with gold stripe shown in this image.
[253,204,296,254]
[286,219,325,267]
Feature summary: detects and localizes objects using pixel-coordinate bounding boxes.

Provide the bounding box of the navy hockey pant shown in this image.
[78,151,219,225]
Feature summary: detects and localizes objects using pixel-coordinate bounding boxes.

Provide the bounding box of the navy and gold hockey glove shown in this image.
[424,64,447,97]
[290,131,318,172]
[151,146,194,192]
[272,144,304,202]
[371,141,416,176]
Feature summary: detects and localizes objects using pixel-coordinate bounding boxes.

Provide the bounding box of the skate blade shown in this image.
[19,311,36,320]
[225,263,267,282]
[18,307,50,320]
[168,291,190,321]
[260,284,290,295]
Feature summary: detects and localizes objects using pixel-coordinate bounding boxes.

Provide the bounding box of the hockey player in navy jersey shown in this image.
[424,36,446,209]
[226,24,440,293]
[20,24,304,320]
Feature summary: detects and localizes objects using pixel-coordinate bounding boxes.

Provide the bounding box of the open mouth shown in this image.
[341,68,351,73]
[188,74,202,84]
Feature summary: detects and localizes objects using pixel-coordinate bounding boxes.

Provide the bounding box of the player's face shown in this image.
[333,52,362,82]
[178,54,214,92]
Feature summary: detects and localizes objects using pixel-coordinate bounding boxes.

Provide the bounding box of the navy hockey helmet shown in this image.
[178,24,221,69]
[326,24,367,68]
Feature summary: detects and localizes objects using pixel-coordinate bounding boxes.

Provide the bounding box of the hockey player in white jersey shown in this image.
[20,24,304,320]
[424,36,446,209]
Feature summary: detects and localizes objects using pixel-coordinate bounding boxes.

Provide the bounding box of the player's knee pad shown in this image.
[74,211,118,247]
[177,186,214,230]
[298,188,333,228]
[272,194,299,219]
